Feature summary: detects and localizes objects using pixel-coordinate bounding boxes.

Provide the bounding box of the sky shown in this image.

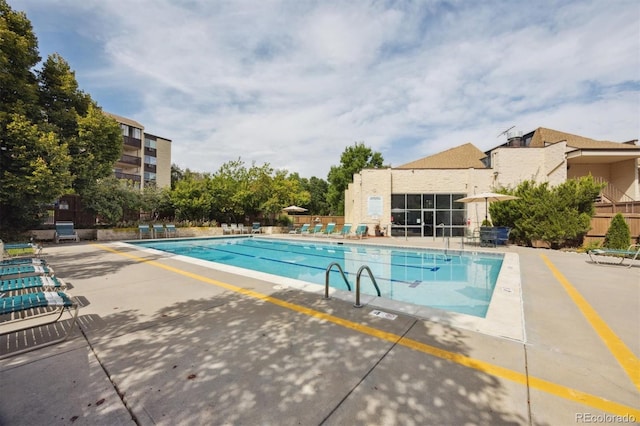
[9,0,640,179]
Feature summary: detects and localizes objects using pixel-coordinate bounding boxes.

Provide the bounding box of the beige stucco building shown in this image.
[345,128,639,237]
[105,112,172,190]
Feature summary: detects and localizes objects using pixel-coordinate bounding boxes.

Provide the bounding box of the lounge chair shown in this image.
[251,222,262,234]
[221,223,232,235]
[229,223,240,234]
[138,224,152,239]
[310,224,323,236]
[0,291,79,360]
[0,264,54,280]
[1,240,43,258]
[54,221,79,243]
[480,227,497,247]
[1,256,46,267]
[588,244,640,268]
[165,224,178,238]
[332,224,352,238]
[291,223,310,235]
[352,224,368,239]
[237,224,247,234]
[1,275,66,293]
[153,224,166,238]
[322,223,336,237]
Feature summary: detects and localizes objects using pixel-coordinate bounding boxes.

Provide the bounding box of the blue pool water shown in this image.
[131,237,504,317]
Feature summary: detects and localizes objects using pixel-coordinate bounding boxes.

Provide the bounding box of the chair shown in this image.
[1,240,42,258]
[165,224,178,238]
[1,275,66,293]
[480,227,497,247]
[588,244,640,268]
[54,221,79,243]
[1,257,46,266]
[153,224,166,238]
[352,224,368,239]
[229,223,240,234]
[138,224,152,239]
[0,291,79,360]
[310,224,323,236]
[496,227,511,245]
[294,224,310,235]
[251,222,262,234]
[0,264,54,280]
[221,223,232,235]
[332,224,352,238]
[237,224,247,234]
[322,223,336,237]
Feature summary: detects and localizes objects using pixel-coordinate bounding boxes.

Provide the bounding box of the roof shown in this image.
[529,127,637,150]
[396,143,487,169]
[104,112,144,130]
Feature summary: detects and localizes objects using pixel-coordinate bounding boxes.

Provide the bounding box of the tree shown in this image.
[171,174,214,221]
[82,176,141,225]
[0,3,123,235]
[327,142,384,214]
[297,175,329,215]
[37,53,91,139]
[0,115,72,231]
[603,213,630,249]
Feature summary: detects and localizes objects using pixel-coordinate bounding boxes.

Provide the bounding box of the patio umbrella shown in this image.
[282,205,308,213]
[456,192,519,223]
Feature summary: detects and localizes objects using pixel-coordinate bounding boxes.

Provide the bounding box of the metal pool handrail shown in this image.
[354,265,381,308]
[324,262,351,299]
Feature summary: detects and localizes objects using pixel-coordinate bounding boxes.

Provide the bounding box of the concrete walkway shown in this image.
[0,237,638,425]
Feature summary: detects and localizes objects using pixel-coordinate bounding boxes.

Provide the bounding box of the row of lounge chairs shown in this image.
[139,224,178,239]
[289,223,368,239]
[1,241,79,359]
[222,223,262,235]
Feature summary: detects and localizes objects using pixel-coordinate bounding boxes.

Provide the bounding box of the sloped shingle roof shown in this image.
[529,127,637,150]
[397,143,487,169]
[104,112,144,130]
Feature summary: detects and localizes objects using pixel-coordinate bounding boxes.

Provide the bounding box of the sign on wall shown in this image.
[368,195,383,218]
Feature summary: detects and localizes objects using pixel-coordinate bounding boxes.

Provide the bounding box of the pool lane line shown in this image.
[92,243,640,418]
[541,254,640,393]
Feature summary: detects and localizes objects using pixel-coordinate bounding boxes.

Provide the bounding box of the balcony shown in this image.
[123,136,142,149]
[117,154,142,166]
[115,171,141,182]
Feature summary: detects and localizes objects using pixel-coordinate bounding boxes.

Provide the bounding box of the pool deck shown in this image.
[1,236,638,425]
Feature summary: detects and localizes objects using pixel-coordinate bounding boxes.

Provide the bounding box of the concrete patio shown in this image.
[0,237,638,425]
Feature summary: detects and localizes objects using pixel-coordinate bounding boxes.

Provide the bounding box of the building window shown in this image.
[120,124,129,136]
[144,172,157,181]
[144,155,157,165]
[145,138,156,149]
[390,193,467,237]
[132,128,142,139]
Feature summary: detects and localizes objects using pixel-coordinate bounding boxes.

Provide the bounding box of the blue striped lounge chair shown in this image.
[1,275,66,294]
[588,244,640,268]
[332,224,352,238]
[353,224,368,239]
[321,223,336,237]
[0,291,79,359]
[1,240,42,258]
[0,264,53,280]
[310,223,323,236]
[293,224,310,234]
[153,224,166,238]
[138,224,152,239]
[165,224,178,238]
[1,257,47,266]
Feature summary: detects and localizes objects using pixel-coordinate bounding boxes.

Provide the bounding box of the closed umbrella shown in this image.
[456,192,519,223]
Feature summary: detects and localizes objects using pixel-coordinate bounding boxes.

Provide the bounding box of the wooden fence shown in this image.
[585,213,640,244]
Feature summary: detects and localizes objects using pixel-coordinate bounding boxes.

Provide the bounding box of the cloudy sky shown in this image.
[10,0,640,178]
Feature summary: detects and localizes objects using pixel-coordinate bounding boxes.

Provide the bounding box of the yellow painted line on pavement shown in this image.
[541,254,640,393]
[93,243,640,418]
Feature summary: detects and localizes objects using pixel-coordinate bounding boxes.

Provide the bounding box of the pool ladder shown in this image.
[324,262,381,308]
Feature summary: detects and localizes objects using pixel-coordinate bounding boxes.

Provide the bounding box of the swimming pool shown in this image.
[131,236,504,317]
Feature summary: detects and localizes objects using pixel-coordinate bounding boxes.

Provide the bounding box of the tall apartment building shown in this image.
[106,112,172,189]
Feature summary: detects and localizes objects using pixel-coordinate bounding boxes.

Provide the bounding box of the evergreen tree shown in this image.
[603,213,631,250]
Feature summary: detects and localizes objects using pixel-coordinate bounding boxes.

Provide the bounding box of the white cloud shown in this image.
[12,0,640,177]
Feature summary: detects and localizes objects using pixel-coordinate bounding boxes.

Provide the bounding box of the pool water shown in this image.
[131,237,504,317]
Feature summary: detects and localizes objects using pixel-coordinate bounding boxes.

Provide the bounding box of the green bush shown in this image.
[489,176,604,248]
[603,213,630,250]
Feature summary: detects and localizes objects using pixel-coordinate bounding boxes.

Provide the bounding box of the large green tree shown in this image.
[0,1,122,234]
[327,142,384,215]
